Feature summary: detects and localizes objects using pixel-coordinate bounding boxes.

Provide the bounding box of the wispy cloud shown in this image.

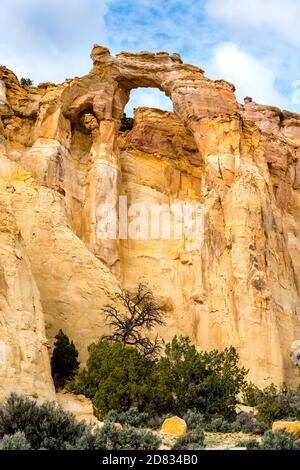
[206,42,289,108]
[0,0,108,83]
[205,0,300,47]
[204,0,300,111]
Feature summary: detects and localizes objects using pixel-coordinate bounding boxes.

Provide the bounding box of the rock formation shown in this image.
[0,45,300,400]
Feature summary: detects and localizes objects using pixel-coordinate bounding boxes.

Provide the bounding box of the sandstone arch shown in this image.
[22,45,238,270]
[49,45,237,267]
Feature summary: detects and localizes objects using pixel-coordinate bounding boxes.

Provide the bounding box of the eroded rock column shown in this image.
[24,102,71,190]
[191,114,300,386]
[0,190,55,402]
[84,119,121,274]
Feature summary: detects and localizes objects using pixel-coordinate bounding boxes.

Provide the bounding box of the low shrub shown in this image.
[0,394,90,450]
[64,429,95,450]
[120,113,134,132]
[243,383,300,424]
[146,414,172,430]
[236,438,261,450]
[205,417,240,433]
[201,413,267,435]
[94,422,161,450]
[103,407,204,430]
[200,413,268,435]
[182,409,205,430]
[172,426,205,450]
[103,407,149,428]
[260,429,300,450]
[235,412,268,435]
[239,429,300,450]
[0,431,31,450]
[20,78,33,87]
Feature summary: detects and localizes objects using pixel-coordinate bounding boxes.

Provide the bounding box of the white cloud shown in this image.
[206,42,289,108]
[204,0,300,112]
[1,0,298,114]
[0,0,108,83]
[205,0,300,47]
[125,88,172,116]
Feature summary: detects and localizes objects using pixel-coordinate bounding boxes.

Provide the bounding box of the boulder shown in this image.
[161,416,187,437]
[272,421,300,438]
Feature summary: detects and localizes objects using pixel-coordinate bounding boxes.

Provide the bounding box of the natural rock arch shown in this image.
[123,87,173,118]
[35,44,237,267]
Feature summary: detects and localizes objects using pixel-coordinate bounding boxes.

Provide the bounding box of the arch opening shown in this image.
[124,87,173,117]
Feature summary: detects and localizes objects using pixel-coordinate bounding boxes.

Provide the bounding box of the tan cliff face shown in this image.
[0,45,300,401]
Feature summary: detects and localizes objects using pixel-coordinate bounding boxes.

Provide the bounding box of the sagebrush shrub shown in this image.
[237,429,300,451]
[172,426,205,450]
[203,413,267,435]
[260,430,300,450]
[205,417,239,433]
[103,407,149,428]
[182,409,205,430]
[64,429,95,450]
[94,422,161,450]
[235,412,268,435]
[146,413,173,430]
[1,431,31,450]
[0,394,90,450]
[236,438,261,450]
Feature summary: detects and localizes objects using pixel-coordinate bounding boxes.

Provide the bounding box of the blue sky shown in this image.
[1,0,300,115]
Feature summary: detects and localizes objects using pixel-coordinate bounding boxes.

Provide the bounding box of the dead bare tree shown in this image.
[102,283,165,359]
